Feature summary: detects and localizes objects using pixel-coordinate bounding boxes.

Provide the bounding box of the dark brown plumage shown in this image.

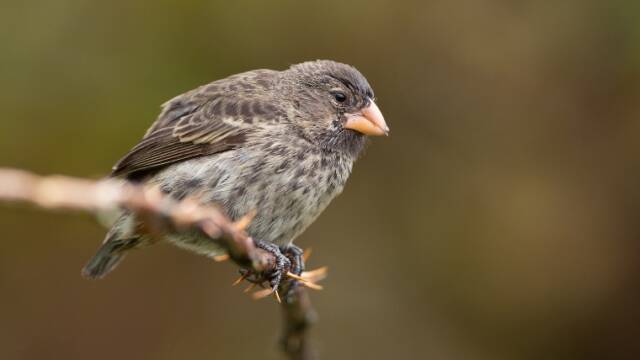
[83,60,388,289]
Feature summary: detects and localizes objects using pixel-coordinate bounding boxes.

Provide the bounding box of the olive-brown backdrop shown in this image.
[1,1,639,359]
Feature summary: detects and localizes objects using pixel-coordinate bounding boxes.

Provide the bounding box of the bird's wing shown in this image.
[111,70,285,179]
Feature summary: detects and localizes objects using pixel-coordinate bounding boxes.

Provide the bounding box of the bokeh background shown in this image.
[1,1,639,359]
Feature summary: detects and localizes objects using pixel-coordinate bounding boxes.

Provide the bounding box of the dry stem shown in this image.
[0,167,318,360]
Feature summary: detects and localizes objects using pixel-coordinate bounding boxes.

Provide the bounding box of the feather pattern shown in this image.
[111,70,282,179]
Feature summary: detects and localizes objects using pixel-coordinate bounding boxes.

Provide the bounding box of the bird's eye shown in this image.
[332,91,347,103]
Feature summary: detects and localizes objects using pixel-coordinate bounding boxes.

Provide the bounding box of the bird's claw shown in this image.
[239,240,291,293]
[231,242,324,301]
[283,244,305,276]
[259,240,292,293]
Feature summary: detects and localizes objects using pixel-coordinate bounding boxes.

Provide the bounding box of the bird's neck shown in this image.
[316,129,368,160]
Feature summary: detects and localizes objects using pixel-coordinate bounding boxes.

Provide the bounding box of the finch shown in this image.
[82,60,389,289]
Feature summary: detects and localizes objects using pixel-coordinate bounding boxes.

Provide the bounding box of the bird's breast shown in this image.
[153,141,355,247]
[233,142,355,246]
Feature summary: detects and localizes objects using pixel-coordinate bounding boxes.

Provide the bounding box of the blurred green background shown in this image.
[1,1,639,359]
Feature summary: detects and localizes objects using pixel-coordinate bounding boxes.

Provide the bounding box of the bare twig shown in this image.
[280,283,318,360]
[0,167,318,360]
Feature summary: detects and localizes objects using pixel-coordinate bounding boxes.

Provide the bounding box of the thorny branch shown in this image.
[0,167,323,360]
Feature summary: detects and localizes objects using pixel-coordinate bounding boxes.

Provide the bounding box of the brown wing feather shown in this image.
[110,69,281,179]
[111,127,247,179]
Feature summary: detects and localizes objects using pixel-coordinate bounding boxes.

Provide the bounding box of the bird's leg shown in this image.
[281,244,305,276]
[252,239,291,293]
[232,242,321,300]
[278,244,306,299]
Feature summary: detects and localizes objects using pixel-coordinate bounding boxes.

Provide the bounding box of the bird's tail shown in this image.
[81,237,137,280]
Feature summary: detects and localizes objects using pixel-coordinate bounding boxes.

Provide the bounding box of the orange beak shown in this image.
[344,100,389,136]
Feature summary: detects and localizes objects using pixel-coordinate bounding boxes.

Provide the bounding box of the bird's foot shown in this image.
[237,240,291,296]
[231,242,326,302]
[276,244,305,297]
[282,244,305,276]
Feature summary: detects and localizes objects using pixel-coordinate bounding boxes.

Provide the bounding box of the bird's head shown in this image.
[281,60,389,157]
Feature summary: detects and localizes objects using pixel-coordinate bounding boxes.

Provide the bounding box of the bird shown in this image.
[82,60,389,291]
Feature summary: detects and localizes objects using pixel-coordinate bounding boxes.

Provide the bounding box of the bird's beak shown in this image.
[344,100,389,136]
